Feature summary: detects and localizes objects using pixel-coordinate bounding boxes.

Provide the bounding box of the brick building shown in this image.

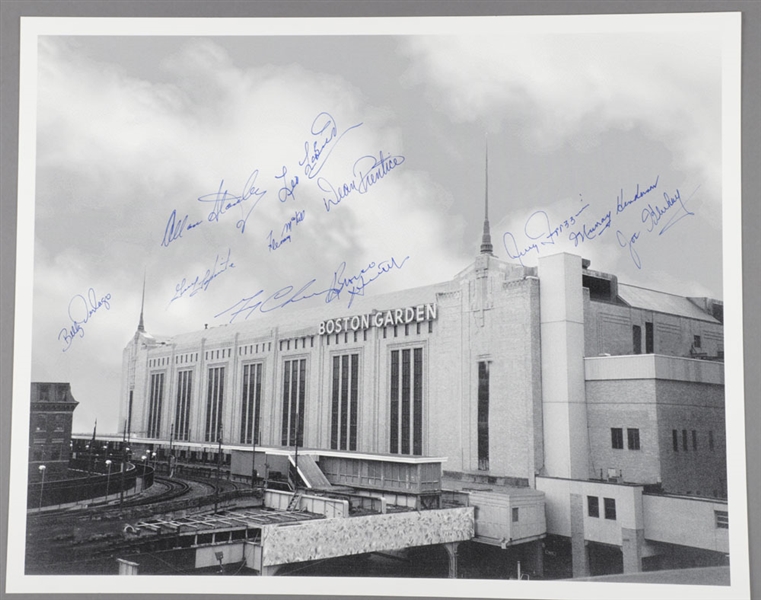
[29,382,78,482]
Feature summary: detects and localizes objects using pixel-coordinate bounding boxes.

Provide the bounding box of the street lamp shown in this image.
[151,452,157,473]
[38,465,46,512]
[105,459,112,502]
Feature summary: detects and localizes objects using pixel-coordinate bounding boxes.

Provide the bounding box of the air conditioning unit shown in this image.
[607,468,622,482]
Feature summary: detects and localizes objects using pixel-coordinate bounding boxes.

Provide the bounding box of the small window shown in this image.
[512,507,519,522]
[672,429,679,452]
[604,497,617,520]
[627,428,640,450]
[693,335,702,348]
[715,510,729,529]
[692,430,698,451]
[587,496,600,518]
[632,325,642,354]
[682,429,689,451]
[611,428,624,450]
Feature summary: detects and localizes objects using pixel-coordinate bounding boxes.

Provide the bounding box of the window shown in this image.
[682,429,689,451]
[240,363,262,445]
[672,429,679,452]
[478,361,490,470]
[389,347,424,455]
[709,430,715,451]
[604,497,617,520]
[692,429,698,451]
[34,415,47,433]
[205,367,225,442]
[627,428,640,450]
[588,496,600,518]
[715,510,729,529]
[175,370,193,442]
[148,372,164,438]
[330,354,359,451]
[645,322,654,353]
[512,507,519,523]
[693,335,702,348]
[632,325,642,354]
[281,359,306,447]
[611,428,624,450]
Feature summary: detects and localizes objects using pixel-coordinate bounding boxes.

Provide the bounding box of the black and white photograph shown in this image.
[4,10,750,599]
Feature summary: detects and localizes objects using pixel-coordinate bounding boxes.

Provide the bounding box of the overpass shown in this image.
[116,489,474,576]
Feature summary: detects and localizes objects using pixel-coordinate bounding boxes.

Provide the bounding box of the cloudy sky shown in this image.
[26,18,725,433]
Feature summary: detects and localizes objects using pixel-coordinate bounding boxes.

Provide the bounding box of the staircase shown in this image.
[286,492,302,511]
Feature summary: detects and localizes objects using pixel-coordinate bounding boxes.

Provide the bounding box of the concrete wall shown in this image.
[654,380,726,497]
[585,379,661,484]
[536,477,643,547]
[194,541,245,570]
[260,507,474,567]
[642,494,729,553]
[431,264,542,480]
[540,254,590,481]
[584,302,723,359]
[584,355,726,496]
[264,489,349,518]
[468,490,546,545]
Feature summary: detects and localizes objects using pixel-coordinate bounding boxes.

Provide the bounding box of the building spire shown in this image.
[137,272,146,332]
[480,135,494,255]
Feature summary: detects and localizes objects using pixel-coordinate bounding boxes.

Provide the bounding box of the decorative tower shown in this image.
[137,273,146,333]
[480,136,495,256]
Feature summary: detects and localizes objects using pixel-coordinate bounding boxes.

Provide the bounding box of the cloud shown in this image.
[31,37,467,431]
[400,32,722,215]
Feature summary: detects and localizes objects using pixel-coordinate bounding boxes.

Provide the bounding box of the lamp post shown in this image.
[38,465,46,512]
[215,426,222,514]
[151,451,157,474]
[120,445,130,506]
[169,423,175,478]
[105,459,112,502]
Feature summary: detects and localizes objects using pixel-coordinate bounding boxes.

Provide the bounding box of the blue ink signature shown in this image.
[170,249,235,304]
[617,186,698,269]
[214,256,409,323]
[275,165,300,202]
[58,288,112,352]
[267,210,306,252]
[616,229,642,269]
[642,187,697,236]
[616,176,660,214]
[318,151,406,212]
[161,210,203,248]
[502,203,590,266]
[299,112,363,180]
[568,209,613,246]
[197,169,267,234]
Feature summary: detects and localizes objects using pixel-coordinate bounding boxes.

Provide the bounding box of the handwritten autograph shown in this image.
[267,210,306,252]
[170,249,235,304]
[161,169,267,248]
[318,151,406,212]
[299,112,363,180]
[503,203,590,266]
[617,186,698,269]
[215,256,409,323]
[58,288,112,352]
[198,169,268,233]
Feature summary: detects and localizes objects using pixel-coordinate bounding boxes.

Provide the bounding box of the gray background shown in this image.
[1,2,758,600]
